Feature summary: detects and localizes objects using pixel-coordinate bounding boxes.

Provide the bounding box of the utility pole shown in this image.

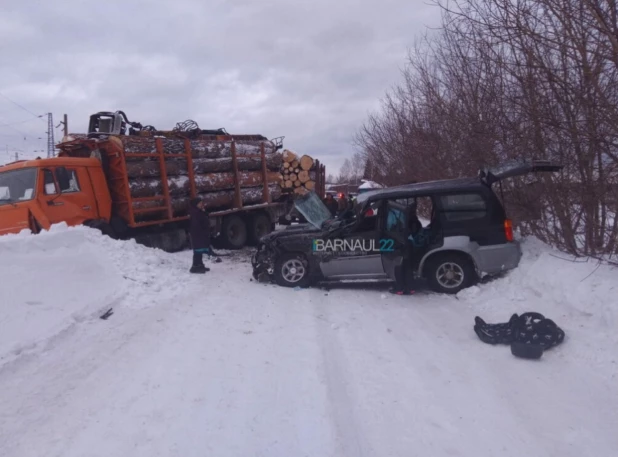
[47,113,55,158]
[57,114,68,138]
[14,152,18,161]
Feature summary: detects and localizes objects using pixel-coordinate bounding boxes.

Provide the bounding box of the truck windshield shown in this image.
[294,191,333,230]
[0,168,37,206]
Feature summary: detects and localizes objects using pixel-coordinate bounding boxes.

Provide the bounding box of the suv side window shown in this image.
[44,170,58,195]
[440,193,487,221]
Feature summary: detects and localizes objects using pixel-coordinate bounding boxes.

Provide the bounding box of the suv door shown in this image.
[317,212,387,280]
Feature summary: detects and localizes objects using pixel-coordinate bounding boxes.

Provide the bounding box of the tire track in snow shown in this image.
[312,288,371,457]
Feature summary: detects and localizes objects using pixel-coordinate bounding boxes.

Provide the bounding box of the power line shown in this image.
[0,91,46,122]
[0,119,31,138]
[0,115,45,127]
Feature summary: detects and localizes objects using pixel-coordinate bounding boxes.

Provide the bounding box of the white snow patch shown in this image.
[0,224,195,367]
[0,229,616,456]
[358,179,383,189]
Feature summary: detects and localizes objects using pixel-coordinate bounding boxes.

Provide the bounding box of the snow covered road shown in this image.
[0,226,617,457]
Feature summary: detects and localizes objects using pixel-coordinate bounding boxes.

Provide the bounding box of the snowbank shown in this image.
[0,226,616,456]
[0,224,191,367]
[456,235,618,367]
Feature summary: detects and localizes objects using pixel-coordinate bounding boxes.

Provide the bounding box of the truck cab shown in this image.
[0,158,112,235]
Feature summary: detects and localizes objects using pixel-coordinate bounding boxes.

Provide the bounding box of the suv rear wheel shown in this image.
[274,253,312,288]
[425,253,476,294]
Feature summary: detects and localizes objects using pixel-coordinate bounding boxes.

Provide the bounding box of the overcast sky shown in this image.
[0,0,440,173]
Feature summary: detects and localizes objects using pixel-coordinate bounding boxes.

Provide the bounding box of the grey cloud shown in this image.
[0,0,439,173]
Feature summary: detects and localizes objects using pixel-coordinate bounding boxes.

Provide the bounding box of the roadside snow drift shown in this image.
[0,225,616,457]
[0,224,189,366]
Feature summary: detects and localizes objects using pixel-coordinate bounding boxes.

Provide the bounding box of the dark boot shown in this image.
[191,252,210,273]
[190,264,209,274]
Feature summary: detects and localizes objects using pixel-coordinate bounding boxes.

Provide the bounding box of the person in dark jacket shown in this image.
[323,193,338,216]
[390,209,430,295]
[189,197,211,274]
[337,193,348,215]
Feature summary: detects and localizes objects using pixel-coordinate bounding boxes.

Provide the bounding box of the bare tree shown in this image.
[338,158,353,183]
[355,0,618,255]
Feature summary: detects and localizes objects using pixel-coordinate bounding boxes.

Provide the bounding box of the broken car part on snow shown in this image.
[474,312,566,359]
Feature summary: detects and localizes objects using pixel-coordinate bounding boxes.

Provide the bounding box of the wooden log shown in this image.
[294,187,308,195]
[121,137,277,159]
[294,168,300,173]
[299,155,314,171]
[293,180,301,187]
[305,180,315,191]
[133,184,282,215]
[284,180,293,188]
[282,149,298,163]
[128,171,281,198]
[125,154,282,178]
[289,173,297,182]
[298,170,310,183]
[283,162,290,169]
[290,160,299,169]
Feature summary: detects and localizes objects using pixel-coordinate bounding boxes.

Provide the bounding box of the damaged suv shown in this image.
[251,160,561,294]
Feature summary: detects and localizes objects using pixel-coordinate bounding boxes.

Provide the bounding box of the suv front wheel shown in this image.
[425,253,476,294]
[275,253,312,288]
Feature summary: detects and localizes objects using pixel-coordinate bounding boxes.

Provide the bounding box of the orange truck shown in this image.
[0,111,326,251]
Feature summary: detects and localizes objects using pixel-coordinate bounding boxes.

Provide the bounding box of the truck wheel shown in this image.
[274,252,312,288]
[248,212,272,245]
[110,216,128,237]
[84,220,117,239]
[219,215,248,249]
[425,252,476,294]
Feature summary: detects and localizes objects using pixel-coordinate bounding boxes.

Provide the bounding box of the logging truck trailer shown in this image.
[0,112,326,251]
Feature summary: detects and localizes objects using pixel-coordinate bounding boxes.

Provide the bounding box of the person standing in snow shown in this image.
[390,208,430,295]
[189,197,211,274]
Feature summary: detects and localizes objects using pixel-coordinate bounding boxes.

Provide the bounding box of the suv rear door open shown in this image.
[479,160,562,186]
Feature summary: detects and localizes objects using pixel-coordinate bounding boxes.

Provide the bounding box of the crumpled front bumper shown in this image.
[251,243,276,283]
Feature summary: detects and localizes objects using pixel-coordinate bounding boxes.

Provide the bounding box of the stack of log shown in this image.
[279,149,318,195]
[117,137,283,218]
[60,134,322,223]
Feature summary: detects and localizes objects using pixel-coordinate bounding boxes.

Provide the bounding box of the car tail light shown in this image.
[365,208,374,217]
[504,219,514,242]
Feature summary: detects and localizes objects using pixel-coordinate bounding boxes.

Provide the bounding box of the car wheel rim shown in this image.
[436,262,464,289]
[282,259,306,283]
